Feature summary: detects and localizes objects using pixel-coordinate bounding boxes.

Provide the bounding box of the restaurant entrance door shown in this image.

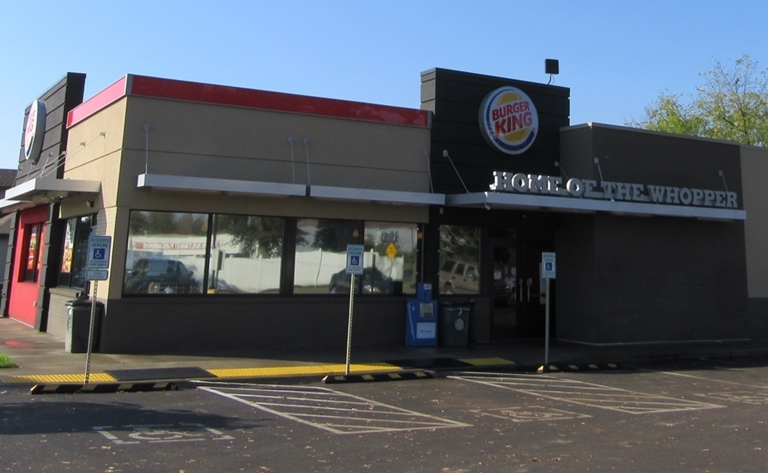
[490,228,553,341]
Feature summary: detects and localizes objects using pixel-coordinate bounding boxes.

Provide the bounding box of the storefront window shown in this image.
[363,221,419,295]
[208,214,284,294]
[124,211,206,295]
[294,218,361,294]
[122,211,418,297]
[58,215,94,288]
[438,225,481,295]
[22,223,42,282]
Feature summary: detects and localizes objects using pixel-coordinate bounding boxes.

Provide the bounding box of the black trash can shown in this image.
[438,301,472,347]
[65,300,103,353]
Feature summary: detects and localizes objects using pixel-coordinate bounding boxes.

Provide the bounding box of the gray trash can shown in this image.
[65,300,103,353]
[438,301,471,347]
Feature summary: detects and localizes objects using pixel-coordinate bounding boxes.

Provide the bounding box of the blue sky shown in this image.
[1,1,766,171]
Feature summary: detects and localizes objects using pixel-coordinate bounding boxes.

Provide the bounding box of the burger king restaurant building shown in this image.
[3,68,767,354]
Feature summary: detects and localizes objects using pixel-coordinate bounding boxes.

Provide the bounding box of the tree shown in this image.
[312,219,359,253]
[629,55,768,147]
[218,215,284,258]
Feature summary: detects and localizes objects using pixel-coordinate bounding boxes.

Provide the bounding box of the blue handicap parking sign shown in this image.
[87,236,112,269]
[346,244,364,275]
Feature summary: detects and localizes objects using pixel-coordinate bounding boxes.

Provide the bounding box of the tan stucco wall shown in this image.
[741,145,768,298]
[64,99,127,208]
[121,96,431,191]
[60,99,128,303]
[60,93,433,303]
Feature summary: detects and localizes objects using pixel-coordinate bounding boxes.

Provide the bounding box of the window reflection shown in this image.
[294,218,360,294]
[438,225,480,295]
[209,214,283,294]
[362,222,419,295]
[124,211,206,295]
[58,216,94,288]
[122,211,419,297]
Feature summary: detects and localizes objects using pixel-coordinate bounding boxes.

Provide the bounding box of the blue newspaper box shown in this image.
[405,299,437,346]
[417,282,433,301]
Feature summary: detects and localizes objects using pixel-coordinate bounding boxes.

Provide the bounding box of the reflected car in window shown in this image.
[329,267,393,294]
[124,258,200,294]
[439,259,480,295]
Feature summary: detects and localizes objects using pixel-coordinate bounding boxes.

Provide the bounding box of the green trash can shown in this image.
[65,300,103,353]
[438,301,471,347]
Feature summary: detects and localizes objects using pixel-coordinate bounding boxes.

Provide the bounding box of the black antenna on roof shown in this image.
[545,59,559,85]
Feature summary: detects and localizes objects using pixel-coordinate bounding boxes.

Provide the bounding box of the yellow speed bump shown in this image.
[208,362,399,379]
[459,357,515,367]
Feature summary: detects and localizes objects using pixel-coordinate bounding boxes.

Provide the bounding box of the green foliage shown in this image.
[0,353,16,369]
[129,211,207,236]
[629,55,768,147]
[439,225,480,266]
[216,215,283,257]
[312,220,359,253]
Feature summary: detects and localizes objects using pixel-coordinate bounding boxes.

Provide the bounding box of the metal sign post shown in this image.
[345,244,364,375]
[541,252,556,372]
[345,272,356,375]
[84,280,99,384]
[84,235,111,384]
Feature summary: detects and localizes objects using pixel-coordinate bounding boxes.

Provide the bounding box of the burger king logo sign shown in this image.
[24,99,47,164]
[479,86,538,155]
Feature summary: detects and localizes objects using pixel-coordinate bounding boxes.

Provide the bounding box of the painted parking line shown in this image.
[649,369,768,406]
[701,391,768,405]
[94,423,234,445]
[452,372,723,415]
[473,406,591,423]
[197,382,471,435]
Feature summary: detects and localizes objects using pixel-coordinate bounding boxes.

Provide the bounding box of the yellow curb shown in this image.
[1,373,117,384]
[459,357,516,367]
[207,362,400,379]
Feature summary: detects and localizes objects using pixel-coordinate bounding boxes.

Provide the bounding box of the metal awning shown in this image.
[4,178,101,202]
[137,173,307,197]
[137,174,444,206]
[446,191,747,221]
[0,178,102,213]
[309,185,445,205]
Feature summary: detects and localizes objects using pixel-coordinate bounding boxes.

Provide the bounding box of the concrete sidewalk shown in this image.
[2,317,768,387]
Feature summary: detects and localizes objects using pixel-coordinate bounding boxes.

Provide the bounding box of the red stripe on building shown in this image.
[66,76,128,127]
[68,74,429,128]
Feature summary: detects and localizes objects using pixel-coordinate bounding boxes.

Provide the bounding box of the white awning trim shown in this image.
[136,174,444,206]
[136,174,307,197]
[4,178,101,202]
[309,185,445,205]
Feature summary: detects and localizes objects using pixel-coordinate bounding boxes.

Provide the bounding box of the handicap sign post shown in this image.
[540,252,556,372]
[86,236,112,270]
[344,245,364,375]
[83,235,112,384]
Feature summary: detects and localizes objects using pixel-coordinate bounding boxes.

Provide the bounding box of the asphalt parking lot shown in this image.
[2,357,768,472]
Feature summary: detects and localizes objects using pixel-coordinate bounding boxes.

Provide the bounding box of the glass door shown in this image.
[491,241,518,340]
[490,229,554,341]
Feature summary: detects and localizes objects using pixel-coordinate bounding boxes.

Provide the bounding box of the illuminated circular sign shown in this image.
[24,100,47,163]
[479,86,538,155]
